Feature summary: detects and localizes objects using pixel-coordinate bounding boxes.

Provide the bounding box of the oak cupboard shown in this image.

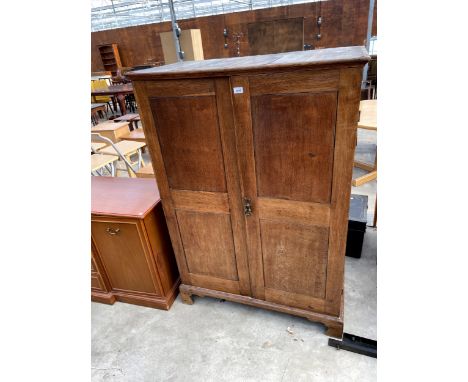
[91,177,180,309]
[128,47,369,337]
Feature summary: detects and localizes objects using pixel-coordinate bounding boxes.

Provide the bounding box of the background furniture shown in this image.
[91,80,115,113]
[247,18,304,55]
[91,132,146,177]
[98,43,122,75]
[91,153,118,176]
[91,121,130,143]
[128,46,369,338]
[99,140,146,177]
[136,162,155,178]
[160,29,204,64]
[91,177,180,309]
[91,103,107,125]
[346,194,368,258]
[91,142,107,153]
[91,84,134,115]
[91,0,377,71]
[353,99,377,186]
[121,129,145,143]
[114,113,140,130]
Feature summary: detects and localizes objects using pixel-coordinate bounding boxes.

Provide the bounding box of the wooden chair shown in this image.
[120,129,145,143]
[136,162,154,178]
[91,103,107,125]
[91,80,114,113]
[91,153,118,176]
[353,100,377,186]
[91,142,108,153]
[113,113,140,130]
[91,133,146,177]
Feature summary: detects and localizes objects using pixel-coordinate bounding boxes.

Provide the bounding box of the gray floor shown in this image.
[92,123,377,382]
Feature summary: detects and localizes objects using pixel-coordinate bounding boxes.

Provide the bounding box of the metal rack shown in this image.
[91,0,322,32]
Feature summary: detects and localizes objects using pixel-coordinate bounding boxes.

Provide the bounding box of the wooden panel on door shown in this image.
[150,95,226,193]
[91,221,160,295]
[251,91,337,204]
[176,210,239,281]
[260,220,328,300]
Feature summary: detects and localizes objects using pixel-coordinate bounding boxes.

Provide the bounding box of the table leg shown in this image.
[125,155,136,177]
[372,196,377,227]
[116,94,127,115]
[110,97,117,114]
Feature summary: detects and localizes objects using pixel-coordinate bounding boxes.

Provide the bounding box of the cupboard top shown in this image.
[127,46,369,80]
[91,177,160,218]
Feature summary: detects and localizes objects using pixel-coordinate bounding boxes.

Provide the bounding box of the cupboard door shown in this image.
[231,70,343,313]
[136,78,251,295]
[91,220,161,296]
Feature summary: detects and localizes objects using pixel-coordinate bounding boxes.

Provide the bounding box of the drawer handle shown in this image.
[106,227,120,235]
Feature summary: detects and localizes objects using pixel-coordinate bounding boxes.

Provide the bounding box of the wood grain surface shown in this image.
[91,177,160,218]
[131,48,368,337]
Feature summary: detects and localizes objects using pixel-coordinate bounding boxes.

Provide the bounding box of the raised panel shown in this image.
[91,273,104,291]
[248,70,339,96]
[91,221,159,295]
[91,255,96,272]
[257,197,330,227]
[252,91,337,203]
[260,220,329,299]
[145,79,214,97]
[171,190,230,214]
[150,95,227,192]
[176,210,239,281]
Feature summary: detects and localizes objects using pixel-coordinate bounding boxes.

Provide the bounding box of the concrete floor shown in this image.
[92,119,377,381]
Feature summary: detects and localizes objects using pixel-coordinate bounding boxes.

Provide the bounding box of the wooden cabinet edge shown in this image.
[180,284,343,338]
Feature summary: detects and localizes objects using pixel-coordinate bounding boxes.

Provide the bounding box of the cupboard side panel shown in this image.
[325,67,363,315]
[143,204,180,296]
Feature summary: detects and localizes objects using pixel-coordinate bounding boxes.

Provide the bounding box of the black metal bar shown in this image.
[328,333,377,358]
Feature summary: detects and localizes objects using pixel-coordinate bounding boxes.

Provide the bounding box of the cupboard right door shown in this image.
[231,67,362,316]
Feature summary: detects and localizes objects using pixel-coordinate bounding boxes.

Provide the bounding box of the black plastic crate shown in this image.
[346,194,368,258]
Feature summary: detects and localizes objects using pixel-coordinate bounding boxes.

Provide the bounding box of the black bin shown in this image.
[346,194,368,258]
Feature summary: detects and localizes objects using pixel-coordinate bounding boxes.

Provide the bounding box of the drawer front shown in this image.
[91,220,160,295]
[91,273,104,291]
[91,255,96,272]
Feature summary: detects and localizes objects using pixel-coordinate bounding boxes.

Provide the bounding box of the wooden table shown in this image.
[136,162,154,178]
[91,142,108,152]
[120,129,145,143]
[91,84,134,115]
[353,100,377,186]
[114,113,140,130]
[91,75,112,81]
[91,154,118,176]
[91,121,130,143]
